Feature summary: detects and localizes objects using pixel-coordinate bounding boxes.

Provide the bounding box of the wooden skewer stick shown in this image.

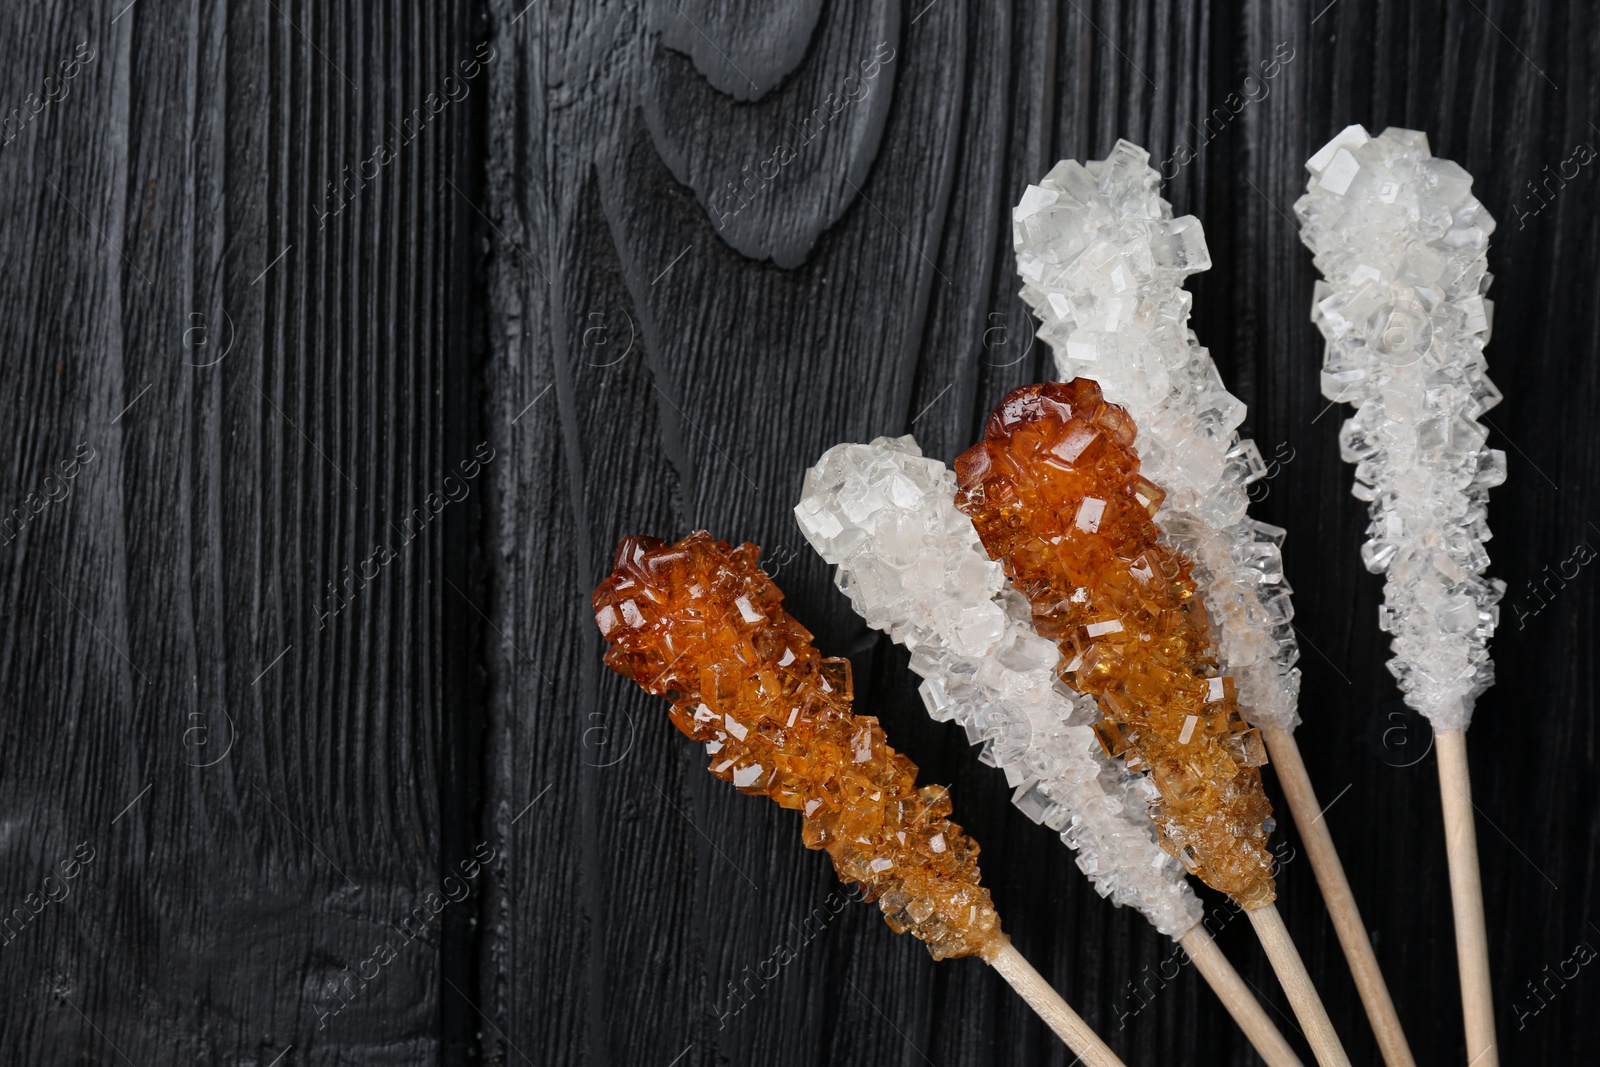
[1436,729,1497,1067]
[987,941,1126,1067]
[1262,724,1417,1067]
[1180,924,1305,1067]
[1247,903,1353,1067]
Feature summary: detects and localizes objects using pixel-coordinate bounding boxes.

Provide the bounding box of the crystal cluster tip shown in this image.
[955,380,1278,907]
[593,532,1005,960]
[1296,126,1505,731]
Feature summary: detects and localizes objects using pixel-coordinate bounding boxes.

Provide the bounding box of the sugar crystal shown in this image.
[1296,126,1503,731]
[798,436,1204,936]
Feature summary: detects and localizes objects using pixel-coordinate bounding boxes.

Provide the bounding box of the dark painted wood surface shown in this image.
[2,1,1595,1065]
[0,1,485,1063]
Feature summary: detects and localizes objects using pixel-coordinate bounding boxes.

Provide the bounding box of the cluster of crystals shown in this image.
[1295,126,1506,732]
[955,380,1277,907]
[795,436,1204,938]
[1012,140,1303,733]
[592,532,1005,960]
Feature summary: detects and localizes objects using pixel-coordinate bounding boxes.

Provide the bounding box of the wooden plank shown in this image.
[0,1,484,1063]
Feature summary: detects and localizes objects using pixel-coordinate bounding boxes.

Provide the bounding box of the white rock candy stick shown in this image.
[1296,125,1505,1067]
[1012,139,1301,742]
[796,436,1303,1067]
[1013,140,1412,1067]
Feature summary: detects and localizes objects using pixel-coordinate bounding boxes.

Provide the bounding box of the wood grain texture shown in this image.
[1,1,1595,1066]
[0,1,485,1064]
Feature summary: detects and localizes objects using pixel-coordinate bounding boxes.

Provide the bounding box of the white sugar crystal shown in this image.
[1013,140,1304,734]
[1296,126,1504,732]
[1307,123,1371,172]
[1319,149,1362,195]
[797,436,1203,939]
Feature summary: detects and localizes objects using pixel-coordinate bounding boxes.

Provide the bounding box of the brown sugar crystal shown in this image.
[954,380,1277,907]
[592,531,1006,959]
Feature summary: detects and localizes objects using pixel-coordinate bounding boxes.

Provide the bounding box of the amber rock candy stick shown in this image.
[593,531,1127,1066]
[954,379,1276,905]
[955,380,1353,1067]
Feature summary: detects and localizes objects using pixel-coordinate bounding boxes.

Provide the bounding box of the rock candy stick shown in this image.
[797,435,1303,1067]
[1296,125,1505,1067]
[1013,140,1302,740]
[592,531,1126,1067]
[1013,140,1415,1067]
[955,380,1351,1067]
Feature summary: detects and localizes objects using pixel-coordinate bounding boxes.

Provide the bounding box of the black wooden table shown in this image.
[1,2,1594,1064]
